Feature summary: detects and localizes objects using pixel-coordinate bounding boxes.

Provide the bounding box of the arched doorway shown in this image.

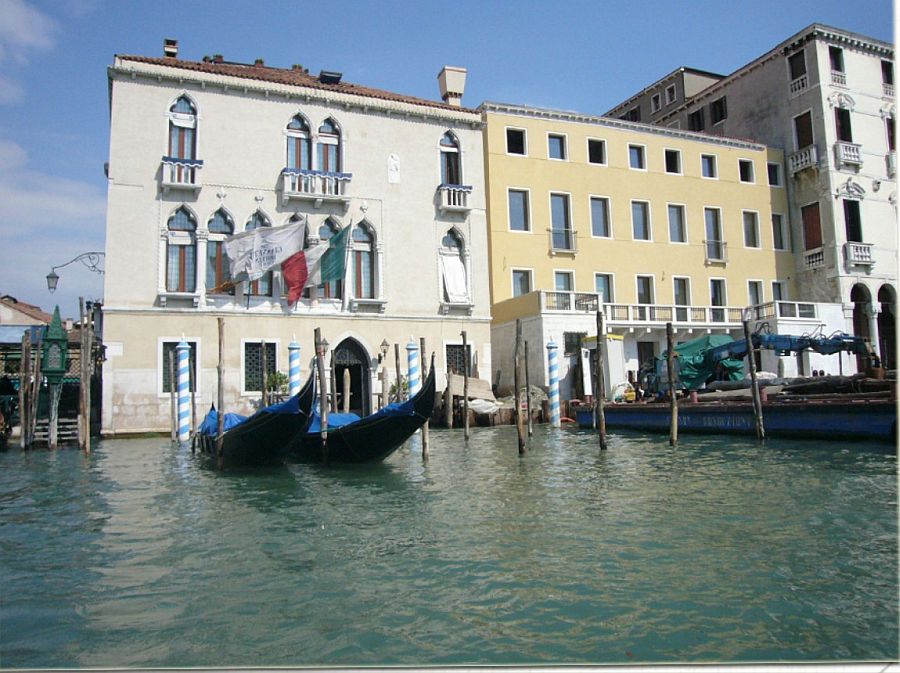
[851,284,872,371]
[332,338,370,417]
[877,285,896,370]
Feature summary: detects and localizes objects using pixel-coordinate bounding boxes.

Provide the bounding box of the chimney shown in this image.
[163,38,178,58]
[437,66,467,106]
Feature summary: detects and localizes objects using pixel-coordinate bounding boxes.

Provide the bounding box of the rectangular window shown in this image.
[548,134,567,160]
[508,189,530,231]
[743,211,760,248]
[739,159,755,183]
[651,93,661,113]
[588,139,606,164]
[688,108,705,132]
[882,60,894,85]
[506,128,526,155]
[161,340,197,394]
[705,208,724,260]
[835,108,853,143]
[622,107,641,122]
[710,96,727,124]
[636,275,654,304]
[701,154,717,178]
[554,271,574,292]
[631,201,651,241]
[844,200,862,243]
[829,46,845,73]
[888,116,896,151]
[590,197,611,237]
[795,111,814,149]
[801,202,822,250]
[709,279,726,321]
[665,84,677,105]
[665,148,681,174]
[767,162,783,186]
[788,50,807,80]
[748,280,763,307]
[243,341,276,393]
[445,344,472,376]
[563,331,587,357]
[595,273,613,303]
[550,193,573,250]
[667,204,686,243]
[166,240,197,293]
[512,269,532,297]
[673,277,690,321]
[772,213,789,251]
[628,144,646,170]
[772,281,786,302]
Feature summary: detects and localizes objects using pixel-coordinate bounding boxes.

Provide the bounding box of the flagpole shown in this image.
[341,217,353,313]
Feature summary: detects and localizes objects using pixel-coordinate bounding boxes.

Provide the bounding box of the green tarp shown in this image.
[657,334,744,390]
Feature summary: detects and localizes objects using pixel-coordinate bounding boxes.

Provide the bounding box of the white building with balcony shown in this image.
[607,24,897,369]
[101,42,490,434]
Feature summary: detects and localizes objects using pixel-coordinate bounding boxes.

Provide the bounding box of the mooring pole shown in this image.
[260,340,268,408]
[315,328,329,463]
[666,322,678,447]
[18,332,29,450]
[48,382,61,450]
[82,303,92,455]
[547,339,560,428]
[596,310,607,451]
[381,351,389,409]
[461,330,470,442]
[524,339,533,437]
[216,317,225,467]
[444,374,453,429]
[394,343,402,403]
[420,336,429,461]
[29,339,42,449]
[342,367,351,414]
[189,360,197,446]
[168,349,177,443]
[329,351,337,412]
[743,319,766,441]
[514,320,526,454]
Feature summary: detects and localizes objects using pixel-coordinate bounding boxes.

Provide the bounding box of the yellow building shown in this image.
[482,102,800,399]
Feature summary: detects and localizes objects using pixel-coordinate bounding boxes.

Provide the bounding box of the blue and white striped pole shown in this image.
[288,336,301,397]
[176,337,191,442]
[547,339,560,428]
[406,338,420,400]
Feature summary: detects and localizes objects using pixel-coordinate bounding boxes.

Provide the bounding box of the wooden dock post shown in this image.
[444,376,453,428]
[524,339,533,437]
[666,322,678,447]
[260,340,268,408]
[419,336,429,461]
[29,340,42,449]
[461,330,470,441]
[342,367,351,413]
[394,343,402,403]
[216,317,225,466]
[189,359,197,446]
[596,310,607,451]
[743,319,766,441]
[315,328,329,463]
[82,301,93,455]
[18,332,30,450]
[329,351,337,412]
[513,321,526,454]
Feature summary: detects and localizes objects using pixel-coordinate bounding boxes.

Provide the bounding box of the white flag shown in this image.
[224,222,306,282]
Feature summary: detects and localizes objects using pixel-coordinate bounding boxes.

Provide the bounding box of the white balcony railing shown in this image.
[844,242,875,267]
[788,145,818,174]
[831,71,847,87]
[887,152,896,178]
[790,74,809,97]
[804,248,825,270]
[538,291,744,325]
[835,141,862,167]
[704,240,728,264]
[438,184,472,213]
[161,156,203,192]
[884,83,895,98]
[751,301,818,321]
[282,168,351,205]
[548,228,577,254]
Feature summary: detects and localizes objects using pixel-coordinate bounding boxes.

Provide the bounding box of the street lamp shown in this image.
[379,338,390,363]
[47,252,105,293]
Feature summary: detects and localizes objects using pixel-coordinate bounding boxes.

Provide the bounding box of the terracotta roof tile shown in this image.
[0,295,53,324]
[116,55,478,115]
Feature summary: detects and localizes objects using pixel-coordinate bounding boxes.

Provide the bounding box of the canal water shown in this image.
[1,427,896,667]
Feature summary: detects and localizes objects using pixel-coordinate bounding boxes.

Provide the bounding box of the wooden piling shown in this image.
[260,340,268,408]
[381,352,389,409]
[513,321,526,454]
[743,319,766,441]
[216,317,225,466]
[461,330,469,441]
[524,340,533,437]
[443,376,453,428]
[189,360,196,452]
[394,343,402,403]
[315,328,329,463]
[595,310,607,451]
[329,351,337,412]
[83,303,93,455]
[29,340,42,448]
[342,367,351,414]
[666,322,678,447]
[419,336,429,461]
[18,333,29,450]
[48,383,61,450]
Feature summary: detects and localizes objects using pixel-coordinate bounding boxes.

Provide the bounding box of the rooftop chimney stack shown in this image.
[163,38,178,58]
[438,66,467,107]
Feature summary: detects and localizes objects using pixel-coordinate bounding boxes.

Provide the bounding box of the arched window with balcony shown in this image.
[206,209,234,295]
[352,223,375,299]
[286,114,312,171]
[166,206,197,293]
[168,95,197,160]
[245,211,273,296]
[317,118,341,172]
[440,131,462,185]
[440,228,469,305]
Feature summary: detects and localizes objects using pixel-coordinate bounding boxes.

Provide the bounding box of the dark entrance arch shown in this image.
[332,338,371,417]
[851,284,872,372]
[877,285,896,370]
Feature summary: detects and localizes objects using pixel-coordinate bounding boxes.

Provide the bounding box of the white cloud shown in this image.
[0,0,58,64]
[0,137,26,169]
[0,74,23,104]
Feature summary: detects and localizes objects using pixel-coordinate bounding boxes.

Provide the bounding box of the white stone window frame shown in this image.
[203,207,237,302]
[553,268,575,293]
[166,91,201,157]
[588,194,613,239]
[594,271,615,304]
[742,209,762,249]
[586,137,607,166]
[158,204,201,307]
[284,111,313,169]
[240,338,281,397]
[792,107,815,151]
[507,186,532,233]
[666,201,688,245]
[157,336,201,398]
[348,219,386,313]
[635,273,656,305]
[315,116,346,173]
[665,84,677,106]
[628,143,648,171]
[547,131,568,161]
[738,158,756,184]
[709,276,728,308]
[650,93,662,113]
[767,161,784,187]
[772,212,790,252]
[672,275,692,308]
[630,199,653,242]
[700,153,718,180]
[772,280,788,302]
[747,279,765,307]
[511,267,534,298]
[438,129,465,185]
[437,226,474,314]
[664,147,682,175]
[505,126,528,157]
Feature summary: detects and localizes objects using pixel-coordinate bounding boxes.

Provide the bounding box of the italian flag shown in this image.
[282,224,351,305]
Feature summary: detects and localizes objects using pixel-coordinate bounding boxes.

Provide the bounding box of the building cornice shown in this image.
[480,102,769,151]
[109,60,484,128]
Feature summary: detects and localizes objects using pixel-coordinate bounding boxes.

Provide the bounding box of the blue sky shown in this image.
[0,0,893,319]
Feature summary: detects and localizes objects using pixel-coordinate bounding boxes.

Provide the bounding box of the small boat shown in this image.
[194,372,316,467]
[290,354,436,464]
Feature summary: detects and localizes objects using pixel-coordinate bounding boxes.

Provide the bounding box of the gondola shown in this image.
[193,371,316,467]
[290,354,436,464]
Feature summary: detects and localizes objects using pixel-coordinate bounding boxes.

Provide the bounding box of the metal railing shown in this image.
[539,291,745,325]
[844,242,874,266]
[751,301,817,320]
[835,141,862,167]
[282,168,352,200]
[704,239,728,264]
[788,145,818,174]
[548,228,577,253]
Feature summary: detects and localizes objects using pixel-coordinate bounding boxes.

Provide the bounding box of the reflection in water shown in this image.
[0,428,896,667]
